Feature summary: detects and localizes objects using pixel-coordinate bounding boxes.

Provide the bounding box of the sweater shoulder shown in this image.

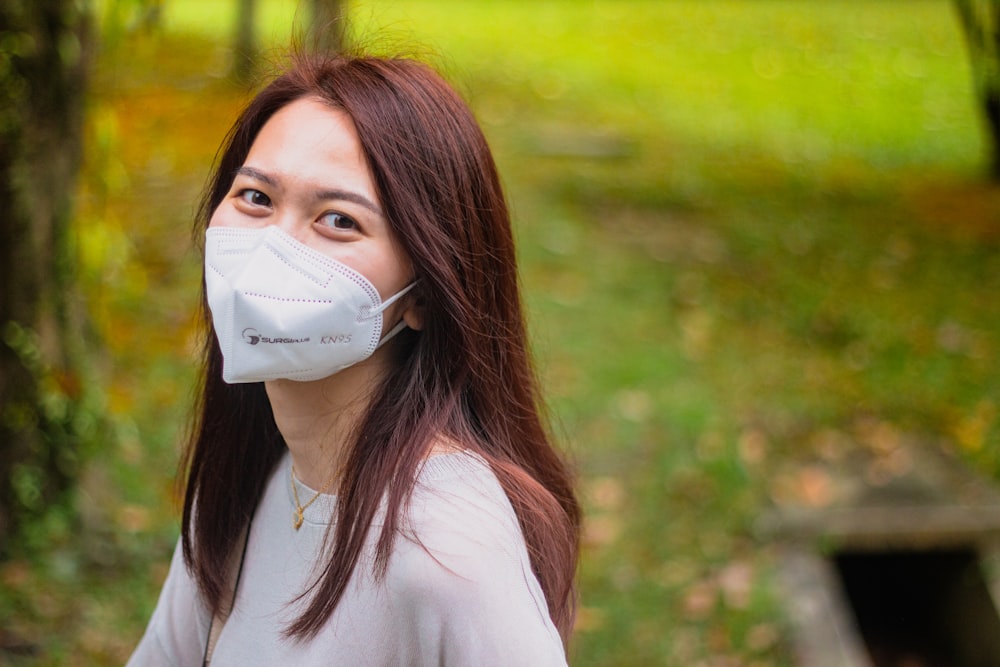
[406,451,521,553]
[388,452,526,592]
[380,452,566,664]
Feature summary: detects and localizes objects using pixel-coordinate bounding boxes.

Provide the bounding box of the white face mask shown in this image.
[204,226,416,384]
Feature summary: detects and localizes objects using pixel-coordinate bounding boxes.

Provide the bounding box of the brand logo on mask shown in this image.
[242,327,309,345]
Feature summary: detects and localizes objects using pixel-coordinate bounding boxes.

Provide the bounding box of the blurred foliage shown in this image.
[1,1,998,665]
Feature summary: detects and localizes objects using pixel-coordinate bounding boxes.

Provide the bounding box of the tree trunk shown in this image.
[985,81,1000,179]
[953,0,1000,179]
[233,0,256,83]
[310,0,346,54]
[0,0,91,553]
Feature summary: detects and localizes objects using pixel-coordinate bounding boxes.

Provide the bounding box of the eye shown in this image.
[238,189,271,207]
[318,212,358,231]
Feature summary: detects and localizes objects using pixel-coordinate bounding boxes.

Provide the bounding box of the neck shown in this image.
[265,352,389,491]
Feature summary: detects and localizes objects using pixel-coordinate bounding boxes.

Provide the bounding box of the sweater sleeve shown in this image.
[126,537,210,667]
[385,455,569,667]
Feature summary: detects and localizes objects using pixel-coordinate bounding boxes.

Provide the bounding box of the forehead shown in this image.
[244,98,374,192]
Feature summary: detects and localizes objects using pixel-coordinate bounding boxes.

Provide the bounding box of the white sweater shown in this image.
[127,450,569,666]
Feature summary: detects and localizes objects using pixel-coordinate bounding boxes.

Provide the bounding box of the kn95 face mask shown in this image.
[204,226,415,383]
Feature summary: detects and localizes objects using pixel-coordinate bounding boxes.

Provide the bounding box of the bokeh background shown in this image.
[2,1,999,665]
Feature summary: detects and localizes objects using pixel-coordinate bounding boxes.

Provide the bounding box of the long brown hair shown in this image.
[181,53,580,640]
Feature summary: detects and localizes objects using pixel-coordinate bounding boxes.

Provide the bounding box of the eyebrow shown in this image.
[235,166,384,218]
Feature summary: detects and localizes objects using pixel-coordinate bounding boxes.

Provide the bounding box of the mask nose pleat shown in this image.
[265,232,337,289]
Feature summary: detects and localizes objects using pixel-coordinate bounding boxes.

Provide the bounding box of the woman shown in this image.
[128,53,580,666]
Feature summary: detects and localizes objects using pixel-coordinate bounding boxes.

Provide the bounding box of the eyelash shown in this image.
[238,189,271,207]
[318,212,358,231]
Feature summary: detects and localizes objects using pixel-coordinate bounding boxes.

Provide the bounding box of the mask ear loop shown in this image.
[376,319,411,349]
[371,281,418,314]
[367,281,419,349]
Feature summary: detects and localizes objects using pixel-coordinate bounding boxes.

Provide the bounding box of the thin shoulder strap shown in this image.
[202,515,253,667]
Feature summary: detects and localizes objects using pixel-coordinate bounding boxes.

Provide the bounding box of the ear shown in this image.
[401,295,425,331]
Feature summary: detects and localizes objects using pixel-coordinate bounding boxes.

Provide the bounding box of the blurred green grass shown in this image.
[3,1,999,665]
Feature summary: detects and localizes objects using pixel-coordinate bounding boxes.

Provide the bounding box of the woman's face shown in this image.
[209,97,415,334]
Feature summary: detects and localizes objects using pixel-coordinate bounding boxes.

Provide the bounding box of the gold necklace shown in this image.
[290,464,327,530]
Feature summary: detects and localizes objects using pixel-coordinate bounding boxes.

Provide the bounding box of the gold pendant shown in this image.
[294,509,304,530]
